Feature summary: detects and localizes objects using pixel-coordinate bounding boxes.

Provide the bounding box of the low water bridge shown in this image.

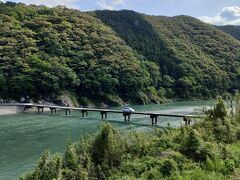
[0,103,204,125]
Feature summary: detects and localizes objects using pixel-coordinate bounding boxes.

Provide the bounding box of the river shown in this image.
[0,100,213,180]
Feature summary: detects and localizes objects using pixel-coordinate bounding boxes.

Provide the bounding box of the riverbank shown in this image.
[0,105,25,115]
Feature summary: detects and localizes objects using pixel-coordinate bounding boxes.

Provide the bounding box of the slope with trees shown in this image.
[0,2,160,105]
[94,10,240,99]
[217,25,240,41]
[0,3,240,105]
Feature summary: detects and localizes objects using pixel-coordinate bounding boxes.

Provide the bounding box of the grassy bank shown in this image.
[20,95,240,179]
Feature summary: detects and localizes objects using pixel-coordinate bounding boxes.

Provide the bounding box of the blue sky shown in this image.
[6,0,240,25]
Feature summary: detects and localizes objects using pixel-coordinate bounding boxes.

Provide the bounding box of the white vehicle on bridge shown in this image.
[122,107,135,113]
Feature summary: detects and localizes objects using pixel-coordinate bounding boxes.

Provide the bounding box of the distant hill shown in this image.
[217,25,240,41]
[0,3,239,105]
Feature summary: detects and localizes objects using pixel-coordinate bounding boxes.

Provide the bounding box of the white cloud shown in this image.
[96,0,126,10]
[9,0,126,10]
[16,0,79,8]
[199,6,240,25]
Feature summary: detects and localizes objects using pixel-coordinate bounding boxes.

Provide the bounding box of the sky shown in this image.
[5,0,240,25]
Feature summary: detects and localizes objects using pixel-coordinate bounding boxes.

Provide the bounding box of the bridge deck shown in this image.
[0,103,203,118]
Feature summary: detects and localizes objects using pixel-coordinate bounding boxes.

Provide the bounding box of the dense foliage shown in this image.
[94,10,240,99]
[0,3,240,105]
[21,95,240,179]
[217,25,240,41]
[0,2,160,105]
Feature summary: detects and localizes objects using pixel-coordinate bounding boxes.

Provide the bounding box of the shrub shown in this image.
[91,123,125,170]
[170,168,227,180]
[20,151,62,180]
[64,143,78,170]
[141,167,162,180]
[160,159,178,177]
[180,128,204,161]
[205,156,226,173]
[224,159,235,174]
[213,97,227,120]
[125,131,155,157]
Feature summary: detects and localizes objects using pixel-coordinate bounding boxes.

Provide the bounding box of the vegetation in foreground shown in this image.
[20,94,240,179]
[1,2,240,105]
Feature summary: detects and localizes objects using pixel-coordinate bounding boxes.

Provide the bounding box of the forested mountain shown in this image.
[93,10,240,99]
[217,25,240,41]
[0,2,160,105]
[0,2,239,105]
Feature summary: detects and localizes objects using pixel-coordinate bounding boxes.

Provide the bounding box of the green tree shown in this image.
[91,123,124,170]
[213,97,227,120]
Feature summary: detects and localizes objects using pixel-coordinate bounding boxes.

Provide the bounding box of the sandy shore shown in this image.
[0,106,25,115]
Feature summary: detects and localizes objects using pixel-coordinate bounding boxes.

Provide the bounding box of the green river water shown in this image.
[0,101,213,180]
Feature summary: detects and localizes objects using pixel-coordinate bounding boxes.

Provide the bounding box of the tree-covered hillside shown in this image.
[217,25,240,41]
[0,2,161,105]
[94,10,240,99]
[0,3,239,105]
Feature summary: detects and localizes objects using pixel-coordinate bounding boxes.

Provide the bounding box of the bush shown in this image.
[207,97,227,120]
[179,127,205,161]
[91,123,125,170]
[121,156,162,177]
[170,168,227,180]
[125,131,156,157]
[160,159,178,177]
[205,156,226,173]
[64,143,78,170]
[141,167,162,180]
[20,151,62,180]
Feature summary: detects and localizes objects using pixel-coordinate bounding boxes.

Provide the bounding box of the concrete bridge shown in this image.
[0,103,204,125]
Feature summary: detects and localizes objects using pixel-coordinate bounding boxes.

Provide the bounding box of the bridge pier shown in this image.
[183,117,191,125]
[37,107,44,113]
[100,111,108,119]
[81,110,88,118]
[150,114,158,125]
[123,113,131,122]
[65,109,71,116]
[50,108,57,114]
